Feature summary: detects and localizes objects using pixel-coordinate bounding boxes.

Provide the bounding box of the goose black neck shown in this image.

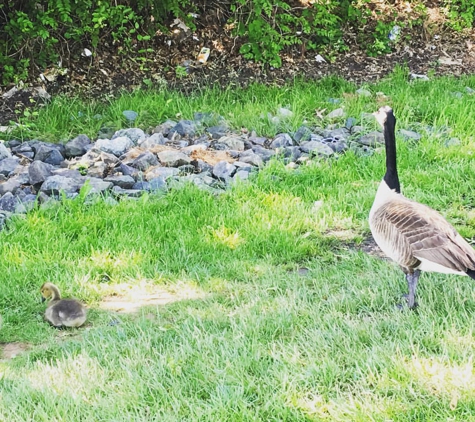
[383,113,400,193]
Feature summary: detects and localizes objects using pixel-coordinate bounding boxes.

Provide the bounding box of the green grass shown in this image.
[2,70,475,420]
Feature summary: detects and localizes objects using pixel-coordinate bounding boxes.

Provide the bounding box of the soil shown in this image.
[99,283,206,314]
[0,342,30,360]
[0,6,474,126]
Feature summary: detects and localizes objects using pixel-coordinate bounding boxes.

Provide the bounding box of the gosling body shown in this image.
[40,283,87,328]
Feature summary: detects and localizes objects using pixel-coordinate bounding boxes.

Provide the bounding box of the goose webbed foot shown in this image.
[396,270,420,310]
[396,294,419,310]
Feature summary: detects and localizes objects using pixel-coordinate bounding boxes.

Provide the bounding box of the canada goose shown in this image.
[40,282,87,328]
[369,106,475,308]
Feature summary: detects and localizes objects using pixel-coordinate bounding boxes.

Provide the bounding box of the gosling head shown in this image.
[373,105,394,128]
[40,282,61,303]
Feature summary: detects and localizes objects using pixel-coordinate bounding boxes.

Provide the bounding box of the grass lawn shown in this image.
[2,69,475,420]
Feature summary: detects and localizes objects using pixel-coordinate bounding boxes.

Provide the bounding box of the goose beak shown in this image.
[41,296,46,303]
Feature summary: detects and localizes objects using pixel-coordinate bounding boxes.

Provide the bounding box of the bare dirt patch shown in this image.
[99,283,206,314]
[1,342,30,360]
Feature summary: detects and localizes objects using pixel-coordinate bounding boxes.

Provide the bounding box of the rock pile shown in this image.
[0,111,402,228]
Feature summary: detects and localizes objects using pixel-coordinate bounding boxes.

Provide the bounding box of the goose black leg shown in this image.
[405,270,420,309]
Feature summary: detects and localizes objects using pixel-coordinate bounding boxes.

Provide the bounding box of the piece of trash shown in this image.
[315,54,326,63]
[438,56,462,66]
[388,25,400,42]
[171,18,190,32]
[466,87,475,94]
[82,48,93,57]
[410,73,430,81]
[327,98,341,104]
[193,35,200,41]
[197,47,210,64]
[123,110,138,122]
[166,40,172,46]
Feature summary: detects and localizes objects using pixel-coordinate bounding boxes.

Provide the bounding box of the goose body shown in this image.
[40,283,87,328]
[369,106,475,308]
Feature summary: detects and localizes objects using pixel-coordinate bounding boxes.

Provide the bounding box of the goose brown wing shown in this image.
[381,199,475,272]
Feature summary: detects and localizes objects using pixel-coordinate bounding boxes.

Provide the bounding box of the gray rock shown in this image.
[345,117,357,130]
[132,181,151,190]
[19,194,37,212]
[40,175,83,195]
[139,133,167,148]
[323,128,350,140]
[157,150,191,167]
[300,141,334,157]
[0,143,11,160]
[310,134,324,142]
[148,177,168,191]
[239,150,264,166]
[122,110,138,122]
[112,128,146,145]
[249,136,267,146]
[356,88,372,97]
[165,140,189,148]
[103,175,134,189]
[84,177,113,194]
[322,138,348,153]
[207,125,228,139]
[0,178,21,195]
[52,168,83,178]
[96,136,134,157]
[34,144,64,165]
[10,169,29,185]
[213,143,228,151]
[0,157,20,177]
[100,151,120,166]
[0,192,20,212]
[213,161,236,181]
[232,162,252,173]
[357,131,384,147]
[182,144,208,155]
[170,120,196,138]
[64,134,91,157]
[218,135,245,151]
[444,137,461,147]
[270,133,293,149]
[153,120,176,136]
[131,151,159,171]
[351,125,364,135]
[283,146,302,162]
[191,159,213,174]
[252,145,275,162]
[293,126,312,144]
[86,162,108,178]
[327,108,345,119]
[11,143,34,157]
[111,186,144,198]
[117,163,137,177]
[29,160,54,186]
[234,170,250,181]
[399,129,422,142]
[277,107,293,119]
[145,166,179,180]
[178,164,195,175]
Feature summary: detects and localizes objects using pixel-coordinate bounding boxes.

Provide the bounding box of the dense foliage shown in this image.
[0,0,473,85]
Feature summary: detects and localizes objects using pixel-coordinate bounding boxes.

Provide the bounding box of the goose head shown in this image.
[40,282,61,303]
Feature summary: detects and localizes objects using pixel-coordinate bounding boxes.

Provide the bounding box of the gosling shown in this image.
[40,282,87,328]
